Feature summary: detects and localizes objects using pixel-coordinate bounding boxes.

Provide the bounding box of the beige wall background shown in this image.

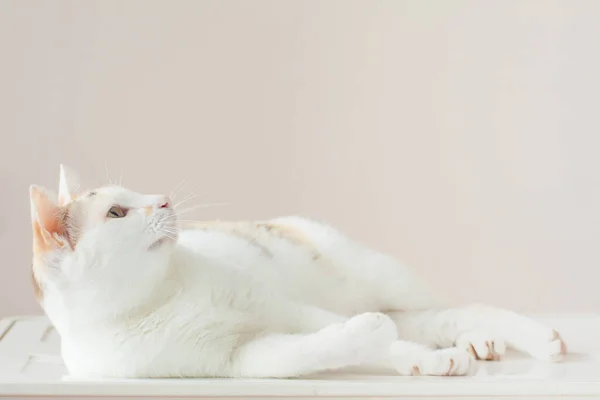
[1,0,599,317]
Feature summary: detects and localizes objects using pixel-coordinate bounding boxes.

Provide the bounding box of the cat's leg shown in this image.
[387,305,566,362]
[269,217,565,363]
[268,216,443,312]
[228,312,397,378]
[336,247,567,361]
[283,305,476,376]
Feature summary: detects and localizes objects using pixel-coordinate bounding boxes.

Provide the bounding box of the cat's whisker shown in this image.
[172,180,192,198]
[173,186,204,209]
[173,194,202,210]
[159,228,179,240]
[170,180,188,201]
[104,157,114,185]
[174,202,231,217]
[172,182,204,207]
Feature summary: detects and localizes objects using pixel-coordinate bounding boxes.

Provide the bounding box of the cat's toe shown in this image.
[422,348,476,376]
[455,331,505,361]
[397,348,476,376]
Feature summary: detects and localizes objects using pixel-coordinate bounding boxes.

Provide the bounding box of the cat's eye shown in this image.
[107,205,127,218]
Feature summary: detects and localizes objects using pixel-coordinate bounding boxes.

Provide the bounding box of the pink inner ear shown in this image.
[58,194,69,206]
[31,188,70,253]
[32,191,61,231]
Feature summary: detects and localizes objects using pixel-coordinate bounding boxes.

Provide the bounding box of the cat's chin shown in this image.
[148,236,175,251]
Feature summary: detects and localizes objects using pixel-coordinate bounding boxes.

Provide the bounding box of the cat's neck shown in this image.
[51,256,181,331]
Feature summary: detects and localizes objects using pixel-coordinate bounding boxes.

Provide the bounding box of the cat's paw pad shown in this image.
[455,331,506,361]
[530,330,567,362]
[409,348,476,376]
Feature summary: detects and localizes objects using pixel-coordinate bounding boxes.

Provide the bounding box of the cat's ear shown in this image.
[58,164,80,206]
[30,185,70,253]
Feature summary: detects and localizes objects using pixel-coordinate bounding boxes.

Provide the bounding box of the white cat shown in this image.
[28,165,566,378]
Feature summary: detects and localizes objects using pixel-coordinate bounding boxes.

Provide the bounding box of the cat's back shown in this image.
[176,219,330,286]
[175,217,380,314]
[176,217,346,276]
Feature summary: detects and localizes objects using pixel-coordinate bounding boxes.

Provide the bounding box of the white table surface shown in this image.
[0,314,598,399]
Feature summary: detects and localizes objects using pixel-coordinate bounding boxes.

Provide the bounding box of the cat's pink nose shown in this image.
[159,197,171,209]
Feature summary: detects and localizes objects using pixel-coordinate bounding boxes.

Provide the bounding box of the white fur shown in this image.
[29,166,567,379]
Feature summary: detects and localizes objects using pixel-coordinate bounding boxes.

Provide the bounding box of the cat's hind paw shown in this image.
[455,331,506,361]
[528,330,567,362]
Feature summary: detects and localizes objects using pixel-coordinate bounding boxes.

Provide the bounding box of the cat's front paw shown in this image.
[338,312,398,361]
[343,312,397,339]
[394,347,476,376]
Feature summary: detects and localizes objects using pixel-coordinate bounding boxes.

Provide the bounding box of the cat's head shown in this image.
[29,165,178,326]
